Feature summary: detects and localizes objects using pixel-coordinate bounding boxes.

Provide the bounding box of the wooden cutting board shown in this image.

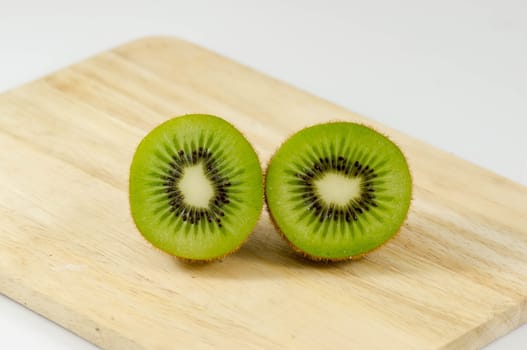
[0,37,526,350]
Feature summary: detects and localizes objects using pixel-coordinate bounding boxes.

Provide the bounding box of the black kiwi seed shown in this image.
[297,155,379,223]
[160,146,230,228]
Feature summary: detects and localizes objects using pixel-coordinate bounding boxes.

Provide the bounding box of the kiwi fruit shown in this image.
[265,122,412,261]
[129,114,263,261]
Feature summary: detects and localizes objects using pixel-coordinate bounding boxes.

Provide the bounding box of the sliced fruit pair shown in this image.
[129,115,412,262]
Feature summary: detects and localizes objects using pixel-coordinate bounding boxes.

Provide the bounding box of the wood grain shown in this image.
[0,36,526,350]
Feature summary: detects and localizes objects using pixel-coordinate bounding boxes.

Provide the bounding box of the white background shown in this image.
[0,1,526,349]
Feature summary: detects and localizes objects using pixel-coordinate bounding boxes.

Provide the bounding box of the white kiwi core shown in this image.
[177,163,215,208]
[313,172,362,206]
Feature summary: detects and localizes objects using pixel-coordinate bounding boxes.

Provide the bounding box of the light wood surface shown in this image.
[0,37,526,350]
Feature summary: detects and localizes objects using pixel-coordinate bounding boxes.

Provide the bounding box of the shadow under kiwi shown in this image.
[173,214,360,280]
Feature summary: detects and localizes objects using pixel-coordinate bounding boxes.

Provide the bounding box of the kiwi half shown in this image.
[129,114,263,261]
[265,122,412,261]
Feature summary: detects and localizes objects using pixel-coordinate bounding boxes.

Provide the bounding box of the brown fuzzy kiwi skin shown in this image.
[264,121,413,263]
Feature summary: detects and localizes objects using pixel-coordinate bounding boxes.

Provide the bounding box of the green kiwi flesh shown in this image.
[265,122,412,261]
[129,114,263,261]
